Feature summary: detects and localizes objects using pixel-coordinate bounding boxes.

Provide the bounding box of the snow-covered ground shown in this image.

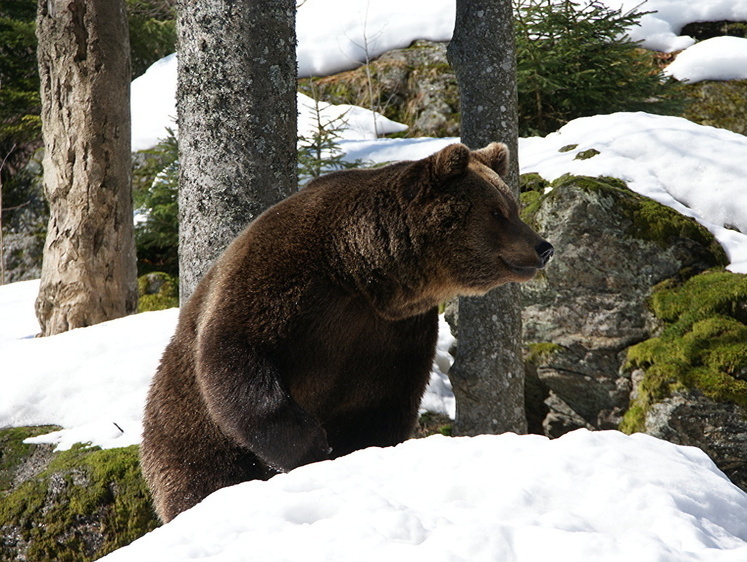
[101,430,747,562]
[4,0,747,559]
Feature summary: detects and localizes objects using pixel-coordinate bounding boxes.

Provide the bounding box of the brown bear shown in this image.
[140,142,553,522]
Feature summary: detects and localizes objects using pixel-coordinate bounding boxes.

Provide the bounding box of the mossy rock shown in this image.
[620,269,747,433]
[537,174,728,266]
[683,79,747,136]
[137,271,178,312]
[0,426,60,494]
[0,432,159,562]
[413,412,452,438]
[680,20,747,41]
[525,342,564,366]
[299,40,460,137]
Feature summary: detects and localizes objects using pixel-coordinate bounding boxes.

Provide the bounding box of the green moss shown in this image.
[526,342,564,365]
[413,412,453,438]
[549,175,727,263]
[519,190,544,226]
[519,172,550,194]
[0,443,159,561]
[559,144,578,153]
[0,426,60,493]
[137,272,178,312]
[621,269,747,433]
[574,148,600,160]
[550,174,627,192]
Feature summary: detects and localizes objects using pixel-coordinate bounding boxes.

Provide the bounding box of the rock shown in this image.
[622,269,747,489]
[519,174,727,436]
[137,272,178,312]
[683,79,747,136]
[644,390,747,491]
[299,40,460,138]
[0,427,159,561]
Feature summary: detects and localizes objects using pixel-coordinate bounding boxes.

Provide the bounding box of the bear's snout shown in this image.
[535,241,554,268]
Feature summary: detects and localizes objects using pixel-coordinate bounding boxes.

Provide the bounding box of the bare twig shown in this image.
[0,144,18,285]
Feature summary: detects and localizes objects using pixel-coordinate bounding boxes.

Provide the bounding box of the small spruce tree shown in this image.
[297,95,360,188]
[133,129,179,276]
[514,0,684,136]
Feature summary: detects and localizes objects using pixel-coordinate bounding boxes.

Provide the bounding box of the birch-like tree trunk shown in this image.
[447,0,527,435]
[35,0,137,336]
[176,0,297,302]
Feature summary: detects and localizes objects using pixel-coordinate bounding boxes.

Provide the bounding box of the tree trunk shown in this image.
[35,0,137,336]
[447,0,527,435]
[176,0,297,303]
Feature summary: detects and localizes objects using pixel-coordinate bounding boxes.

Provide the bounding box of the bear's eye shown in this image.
[491,208,506,220]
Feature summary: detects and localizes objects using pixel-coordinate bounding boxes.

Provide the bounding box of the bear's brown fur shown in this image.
[140,143,552,522]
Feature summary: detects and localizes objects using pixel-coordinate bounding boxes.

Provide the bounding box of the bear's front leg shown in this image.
[195,327,330,473]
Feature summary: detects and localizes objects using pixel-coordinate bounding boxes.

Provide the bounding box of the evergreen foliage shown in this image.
[514,0,684,136]
[133,129,179,276]
[127,0,177,79]
[0,0,40,149]
[137,271,179,311]
[297,95,360,188]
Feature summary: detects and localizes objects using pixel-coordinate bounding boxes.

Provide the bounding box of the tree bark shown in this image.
[447,0,527,435]
[35,0,137,336]
[176,0,297,303]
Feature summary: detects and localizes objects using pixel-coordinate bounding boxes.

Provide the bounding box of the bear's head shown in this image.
[401,142,553,300]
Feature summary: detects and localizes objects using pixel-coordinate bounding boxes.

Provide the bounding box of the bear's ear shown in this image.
[472,142,510,178]
[401,143,471,202]
[429,143,471,181]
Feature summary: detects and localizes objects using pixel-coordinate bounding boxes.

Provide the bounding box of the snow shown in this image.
[517,112,747,274]
[102,430,747,562]
[5,0,747,559]
[0,281,454,450]
[0,284,178,450]
[132,0,747,150]
[297,92,407,141]
[664,36,747,83]
[607,0,747,52]
[296,0,454,77]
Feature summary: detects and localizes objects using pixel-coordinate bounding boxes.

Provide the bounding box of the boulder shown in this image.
[0,427,159,561]
[622,269,747,489]
[519,173,727,437]
[643,390,747,491]
[299,40,460,137]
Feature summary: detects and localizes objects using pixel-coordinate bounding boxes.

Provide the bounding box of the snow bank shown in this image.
[297,92,407,141]
[296,0,454,77]
[0,304,179,450]
[664,36,747,83]
[518,112,747,273]
[608,0,747,52]
[101,430,747,562]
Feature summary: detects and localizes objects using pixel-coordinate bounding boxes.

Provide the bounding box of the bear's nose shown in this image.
[536,241,554,267]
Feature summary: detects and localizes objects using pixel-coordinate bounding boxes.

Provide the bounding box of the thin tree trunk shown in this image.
[176,0,297,303]
[35,0,137,336]
[447,0,527,435]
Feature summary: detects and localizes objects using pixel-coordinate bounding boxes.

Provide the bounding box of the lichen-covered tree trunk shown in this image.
[35,0,137,336]
[176,0,297,302]
[447,0,527,435]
